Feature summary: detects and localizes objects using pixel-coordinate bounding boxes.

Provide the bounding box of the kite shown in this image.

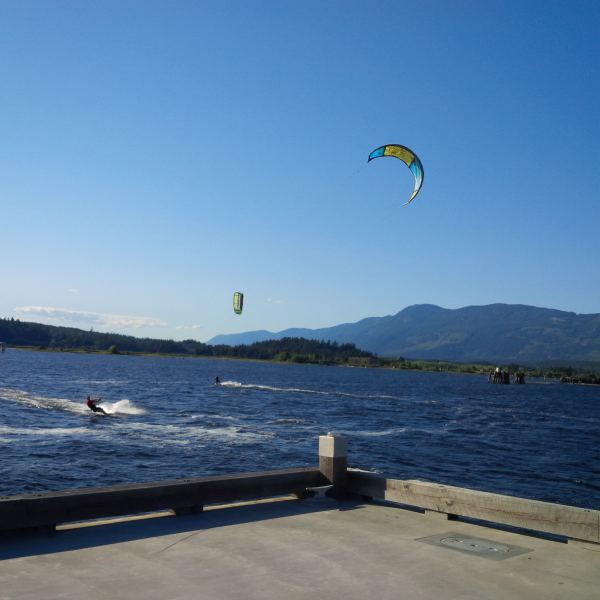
[368,144,424,205]
[233,291,244,315]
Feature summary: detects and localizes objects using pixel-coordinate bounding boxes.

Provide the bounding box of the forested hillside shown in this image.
[209,303,600,363]
[0,318,372,365]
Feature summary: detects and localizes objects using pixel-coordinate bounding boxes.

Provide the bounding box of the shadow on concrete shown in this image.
[367,498,568,544]
[0,497,363,560]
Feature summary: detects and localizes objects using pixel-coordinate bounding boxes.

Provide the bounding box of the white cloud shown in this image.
[266,297,283,305]
[67,288,79,294]
[14,306,167,329]
[175,324,203,330]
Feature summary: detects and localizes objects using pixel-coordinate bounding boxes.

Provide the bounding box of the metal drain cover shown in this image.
[416,532,532,560]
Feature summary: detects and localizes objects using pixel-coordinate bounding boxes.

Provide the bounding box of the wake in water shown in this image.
[218,380,326,394]
[99,399,146,415]
[0,388,87,414]
[218,380,405,401]
[0,388,145,416]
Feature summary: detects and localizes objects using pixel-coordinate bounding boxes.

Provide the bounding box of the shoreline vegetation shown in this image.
[2,318,600,384]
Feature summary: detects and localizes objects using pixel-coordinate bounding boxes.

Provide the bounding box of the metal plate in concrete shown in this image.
[416,532,532,560]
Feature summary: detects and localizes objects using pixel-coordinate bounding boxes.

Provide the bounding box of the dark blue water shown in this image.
[0,349,598,508]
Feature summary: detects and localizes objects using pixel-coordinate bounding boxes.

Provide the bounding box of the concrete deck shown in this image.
[1,497,599,600]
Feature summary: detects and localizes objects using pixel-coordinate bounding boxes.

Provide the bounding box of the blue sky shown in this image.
[1,0,598,342]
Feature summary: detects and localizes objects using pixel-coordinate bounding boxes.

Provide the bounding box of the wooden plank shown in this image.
[348,471,600,543]
[0,467,326,532]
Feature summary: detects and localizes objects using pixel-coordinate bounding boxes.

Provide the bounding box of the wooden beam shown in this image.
[348,471,600,544]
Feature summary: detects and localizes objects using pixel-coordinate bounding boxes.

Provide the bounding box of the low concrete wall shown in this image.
[0,468,326,532]
[0,433,348,533]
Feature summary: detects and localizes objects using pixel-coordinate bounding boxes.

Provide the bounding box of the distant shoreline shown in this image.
[6,344,599,385]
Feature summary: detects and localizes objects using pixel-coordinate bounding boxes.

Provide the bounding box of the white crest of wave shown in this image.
[123,422,269,444]
[0,425,91,436]
[190,413,237,421]
[341,427,407,437]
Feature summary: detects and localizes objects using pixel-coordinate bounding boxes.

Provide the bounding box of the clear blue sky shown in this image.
[1,1,598,342]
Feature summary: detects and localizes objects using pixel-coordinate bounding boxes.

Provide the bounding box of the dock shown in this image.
[1,434,599,599]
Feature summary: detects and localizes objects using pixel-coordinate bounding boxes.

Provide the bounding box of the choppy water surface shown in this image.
[1,349,598,508]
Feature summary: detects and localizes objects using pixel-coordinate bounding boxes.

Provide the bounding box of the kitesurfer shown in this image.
[86,395,108,415]
[214,376,221,385]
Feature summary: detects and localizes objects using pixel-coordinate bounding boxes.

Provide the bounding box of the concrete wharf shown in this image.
[1,434,598,600]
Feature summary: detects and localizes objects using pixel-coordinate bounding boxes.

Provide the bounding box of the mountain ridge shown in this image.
[208,303,600,363]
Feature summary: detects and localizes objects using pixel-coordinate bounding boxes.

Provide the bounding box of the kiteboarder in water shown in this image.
[214,376,221,385]
[86,395,108,415]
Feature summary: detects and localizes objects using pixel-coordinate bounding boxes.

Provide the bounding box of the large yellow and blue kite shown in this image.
[368,144,424,205]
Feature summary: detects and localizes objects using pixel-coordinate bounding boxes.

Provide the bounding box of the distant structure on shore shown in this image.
[488,367,525,384]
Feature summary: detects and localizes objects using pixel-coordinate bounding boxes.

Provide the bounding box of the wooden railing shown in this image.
[347,470,600,544]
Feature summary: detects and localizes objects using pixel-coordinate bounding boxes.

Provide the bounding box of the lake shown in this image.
[0,348,598,508]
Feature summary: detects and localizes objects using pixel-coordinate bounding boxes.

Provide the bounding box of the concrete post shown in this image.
[319,432,347,498]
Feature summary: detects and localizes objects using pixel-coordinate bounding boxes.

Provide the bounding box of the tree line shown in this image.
[0,318,373,365]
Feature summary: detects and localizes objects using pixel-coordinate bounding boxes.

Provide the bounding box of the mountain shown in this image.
[208,303,600,363]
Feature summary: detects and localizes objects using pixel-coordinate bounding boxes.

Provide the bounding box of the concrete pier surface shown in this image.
[1,496,598,600]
